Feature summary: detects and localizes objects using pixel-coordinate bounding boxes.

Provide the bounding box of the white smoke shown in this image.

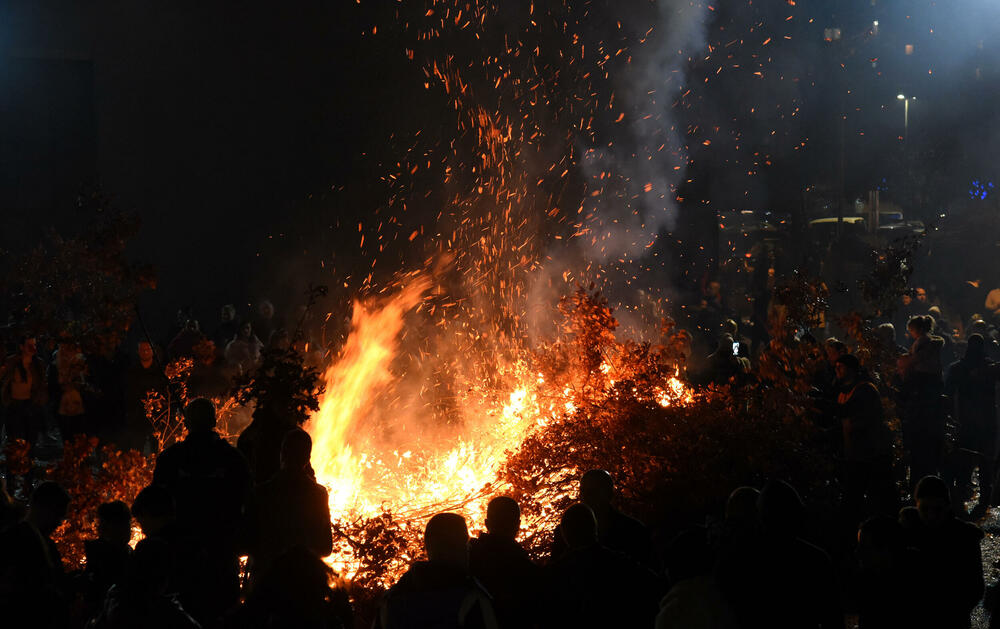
[526,0,711,339]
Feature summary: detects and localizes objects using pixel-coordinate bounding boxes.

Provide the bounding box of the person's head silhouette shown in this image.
[280,428,312,472]
[97,500,132,546]
[484,496,520,540]
[966,333,986,361]
[183,398,216,434]
[725,486,760,530]
[580,469,614,514]
[915,475,951,528]
[131,485,175,537]
[28,481,70,536]
[758,479,804,538]
[425,513,470,568]
[560,503,598,550]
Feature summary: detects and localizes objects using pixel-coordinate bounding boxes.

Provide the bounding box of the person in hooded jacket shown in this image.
[898,315,947,484]
[943,334,1000,513]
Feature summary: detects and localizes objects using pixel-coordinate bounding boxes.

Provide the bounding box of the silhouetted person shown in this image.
[550,469,659,571]
[0,480,70,628]
[246,429,332,587]
[186,340,230,399]
[722,486,759,538]
[224,321,263,375]
[121,341,168,452]
[90,538,201,629]
[907,476,984,628]
[898,315,946,483]
[812,337,850,399]
[236,370,299,483]
[1,335,47,447]
[211,305,240,360]
[943,334,1000,513]
[833,354,896,522]
[131,484,201,615]
[132,485,177,540]
[230,546,352,629]
[26,480,71,579]
[82,501,133,619]
[469,496,542,629]
[153,398,252,625]
[49,340,91,441]
[252,300,279,351]
[169,319,206,361]
[655,527,735,629]
[702,334,743,385]
[376,512,498,629]
[852,516,926,629]
[718,480,840,628]
[545,503,662,629]
[875,323,905,357]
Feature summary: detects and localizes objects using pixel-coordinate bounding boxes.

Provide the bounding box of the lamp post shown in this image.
[896,93,914,142]
[897,94,916,209]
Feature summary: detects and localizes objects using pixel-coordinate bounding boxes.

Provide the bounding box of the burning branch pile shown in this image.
[306,284,831,610]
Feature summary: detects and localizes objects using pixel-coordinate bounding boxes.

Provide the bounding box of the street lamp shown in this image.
[896,94,916,210]
[896,94,915,141]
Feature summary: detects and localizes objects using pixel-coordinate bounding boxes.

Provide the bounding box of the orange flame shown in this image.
[306,279,691,581]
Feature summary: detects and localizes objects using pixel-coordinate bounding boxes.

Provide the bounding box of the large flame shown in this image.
[305,278,692,582]
[306,278,552,578]
[306,277,431,517]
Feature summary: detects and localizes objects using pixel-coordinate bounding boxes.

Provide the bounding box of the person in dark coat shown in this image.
[246,428,332,587]
[0,481,70,628]
[90,538,201,629]
[717,480,841,629]
[550,469,659,572]
[702,334,744,386]
[211,305,240,361]
[168,319,206,361]
[834,354,896,522]
[228,546,352,629]
[906,476,984,629]
[545,503,663,629]
[852,516,927,629]
[376,512,498,629]
[1,336,47,447]
[655,527,736,629]
[131,483,202,619]
[152,398,252,626]
[943,334,1000,512]
[469,497,542,629]
[82,501,134,620]
[120,341,168,452]
[898,315,947,484]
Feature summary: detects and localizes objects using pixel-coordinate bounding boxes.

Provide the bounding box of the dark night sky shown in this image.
[2,2,397,328]
[3,0,999,332]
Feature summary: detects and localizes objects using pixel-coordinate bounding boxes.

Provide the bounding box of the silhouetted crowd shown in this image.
[3,287,1000,628]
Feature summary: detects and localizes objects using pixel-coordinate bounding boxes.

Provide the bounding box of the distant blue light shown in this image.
[969,179,994,200]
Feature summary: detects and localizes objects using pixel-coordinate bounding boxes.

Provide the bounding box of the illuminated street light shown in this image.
[896,94,914,140]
